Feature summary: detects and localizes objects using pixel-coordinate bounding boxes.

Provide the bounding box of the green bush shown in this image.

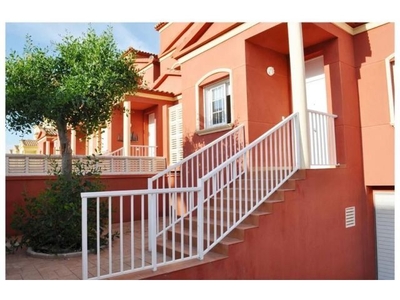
[11,155,117,254]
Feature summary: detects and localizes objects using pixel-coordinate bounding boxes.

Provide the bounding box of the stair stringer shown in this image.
[209,169,306,257]
[110,169,306,280]
[139,169,306,280]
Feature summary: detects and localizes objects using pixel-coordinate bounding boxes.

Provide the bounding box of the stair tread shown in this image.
[157,239,196,255]
[166,225,244,245]
[209,205,273,216]
[189,215,257,228]
[110,251,228,280]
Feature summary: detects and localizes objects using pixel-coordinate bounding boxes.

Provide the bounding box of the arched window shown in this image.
[195,68,233,132]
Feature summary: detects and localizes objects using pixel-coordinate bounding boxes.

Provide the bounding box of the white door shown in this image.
[148,113,156,157]
[373,190,395,280]
[305,56,330,166]
[305,56,327,113]
[168,104,183,164]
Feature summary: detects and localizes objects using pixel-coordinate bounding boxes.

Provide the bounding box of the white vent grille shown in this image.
[345,206,356,228]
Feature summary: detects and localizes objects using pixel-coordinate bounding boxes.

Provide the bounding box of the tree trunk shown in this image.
[57,121,72,179]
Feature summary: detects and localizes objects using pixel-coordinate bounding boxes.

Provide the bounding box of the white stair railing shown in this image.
[80,113,304,279]
[148,124,246,190]
[197,112,301,257]
[147,124,246,250]
[152,113,300,263]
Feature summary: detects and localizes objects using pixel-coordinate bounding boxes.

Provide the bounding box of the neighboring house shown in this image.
[7,22,395,279]
[12,139,38,154]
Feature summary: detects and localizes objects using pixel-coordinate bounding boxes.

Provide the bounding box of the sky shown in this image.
[4,22,160,152]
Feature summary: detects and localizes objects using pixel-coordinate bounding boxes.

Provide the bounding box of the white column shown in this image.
[45,141,50,155]
[88,134,94,155]
[123,100,131,156]
[71,129,76,155]
[288,22,310,169]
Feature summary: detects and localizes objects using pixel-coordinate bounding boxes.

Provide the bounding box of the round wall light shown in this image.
[266,66,275,76]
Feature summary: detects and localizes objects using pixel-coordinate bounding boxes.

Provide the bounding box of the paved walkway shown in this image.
[6,221,151,280]
[6,247,84,280]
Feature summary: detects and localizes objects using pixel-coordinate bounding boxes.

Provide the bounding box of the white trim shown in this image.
[352,22,390,35]
[385,53,395,126]
[333,22,390,35]
[170,61,181,70]
[134,92,175,101]
[196,124,233,136]
[195,68,233,131]
[332,23,354,35]
[157,22,172,33]
[159,49,174,62]
[177,23,259,64]
[140,63,153,73]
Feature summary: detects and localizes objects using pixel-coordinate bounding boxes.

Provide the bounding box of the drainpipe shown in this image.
[123,100,131,156]
[288,22,310,169]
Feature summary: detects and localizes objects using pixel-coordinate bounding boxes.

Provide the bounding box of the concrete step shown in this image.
[164,225,243,256]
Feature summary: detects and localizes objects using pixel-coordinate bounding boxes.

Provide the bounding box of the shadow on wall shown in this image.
[353,28,372,80]
[182,120,242,158]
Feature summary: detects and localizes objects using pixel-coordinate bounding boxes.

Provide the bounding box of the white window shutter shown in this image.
[169,103,183,164]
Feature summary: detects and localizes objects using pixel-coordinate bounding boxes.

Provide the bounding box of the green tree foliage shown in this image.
[6,26,141,176]
[11,156,118,254]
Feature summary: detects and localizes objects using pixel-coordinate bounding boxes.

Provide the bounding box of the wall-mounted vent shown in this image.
[345,206,356,228]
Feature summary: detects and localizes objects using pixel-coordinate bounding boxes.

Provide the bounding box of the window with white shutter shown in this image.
[168,103,183,164]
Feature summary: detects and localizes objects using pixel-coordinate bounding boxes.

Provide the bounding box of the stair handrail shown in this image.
[150,114,300,264]
[147,123,245,251]
[196,112,301,258]
[148,124,246,189]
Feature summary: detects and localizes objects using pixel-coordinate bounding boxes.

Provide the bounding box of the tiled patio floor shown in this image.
[6,247,84,280]
[6,221,153,280]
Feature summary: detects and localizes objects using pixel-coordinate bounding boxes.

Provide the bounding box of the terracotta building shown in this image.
[6,22,395,280]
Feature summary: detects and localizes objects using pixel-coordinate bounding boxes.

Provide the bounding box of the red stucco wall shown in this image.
[245,41,291,141]
[354,23,395,186]
[5,175,152,236]
[145,169,376,279]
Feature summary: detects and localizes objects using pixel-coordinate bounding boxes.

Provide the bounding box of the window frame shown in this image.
[385,54,395,126]
[203,79,231,129]
[195,68,233,133]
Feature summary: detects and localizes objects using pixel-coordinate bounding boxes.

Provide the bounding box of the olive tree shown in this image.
[6,26,140,177]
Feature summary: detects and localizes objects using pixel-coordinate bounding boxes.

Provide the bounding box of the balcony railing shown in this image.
[308,110,338,167]
[5,154,166,176]
[105,145,157,157]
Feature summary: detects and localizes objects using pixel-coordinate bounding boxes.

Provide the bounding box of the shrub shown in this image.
[11,155,117,254]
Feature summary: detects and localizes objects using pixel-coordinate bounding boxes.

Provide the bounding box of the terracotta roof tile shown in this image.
[138,86,175,97]
[125,47,158,58]
[21,139,38,147]
[155,22,168,31]
[44,127,58,136]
